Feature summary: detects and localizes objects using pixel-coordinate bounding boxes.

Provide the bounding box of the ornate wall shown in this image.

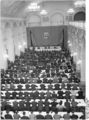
[68,24,85,83]
[0,18,27,69]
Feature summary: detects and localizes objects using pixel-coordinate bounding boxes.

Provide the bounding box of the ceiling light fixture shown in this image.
[28,2,40,11]
[40,9,48,15]
[74,0,85,7]
[67,8,75,14]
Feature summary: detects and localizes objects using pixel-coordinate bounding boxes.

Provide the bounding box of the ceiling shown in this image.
[0,0,83,18]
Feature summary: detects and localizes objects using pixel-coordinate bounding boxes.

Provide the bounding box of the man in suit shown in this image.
[51,99,58,112]
[30,84,37,90]
[5,110,13,119]
[57,90,64,99]
[53,110,62,120]
[5,91,11,99]
[36,112,44,119]
[39,91,45,99]
[12,90,17,99]
[44,99,50,112]
[25,99,31,111]
[25,82,30,90]
[17,83,23,90]
[19,100,25,111]
[40,83,46,90]
[38,100,44,112]
[54,83,61,90]
[48,83,53,90]
[63,110,70,120]
[70,111,78,119]
[13,111,20,119]
[31,100,37,111]
[45,112,53,119]
[46,90,52,99]
[21,111,29,119]
[13,100,19,112]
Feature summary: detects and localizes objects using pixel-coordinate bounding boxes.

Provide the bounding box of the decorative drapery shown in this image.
[0,20,27,70]
[0,22,8,70]
[68,25,85,83]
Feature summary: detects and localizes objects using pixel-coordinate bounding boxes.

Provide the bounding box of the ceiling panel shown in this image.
[0,0,84,18]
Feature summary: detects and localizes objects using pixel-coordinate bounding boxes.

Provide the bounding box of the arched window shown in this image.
[74,11,85,21]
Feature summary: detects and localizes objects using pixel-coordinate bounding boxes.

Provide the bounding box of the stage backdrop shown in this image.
[26,26,68,48]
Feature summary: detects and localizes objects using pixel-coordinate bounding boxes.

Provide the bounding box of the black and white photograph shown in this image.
[0,0,86,119]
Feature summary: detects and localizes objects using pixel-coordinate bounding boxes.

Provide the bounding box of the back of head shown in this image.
[23,111,25,115]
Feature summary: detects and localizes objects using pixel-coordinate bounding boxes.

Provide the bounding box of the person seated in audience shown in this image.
[77,88,84,99]
[20,77,25,84]
[45,112,53,119]
[62,76,69,83]
[5,110,13,119]
[13,111,20,119]
[72,83,79,90]
[71,89,77,99]
[4,81,9,91]
[52,91,57,100]
[12,90,18,99]
[70,111,78,120]
[54,83,61,90]
[56,100,64,111]
[34,90,39,99]
[18,91,24,99]
[31,99,37,111]
[57,90,64,99]
[46,90,52,99]
[25,82,30,90]
[24,91,29,99]
[17,83,23,90]
[65,90,71,99]
[29,111,36,120]
[61,82,66,90]
[5,90,11,99]
[25,99,31,111]
[80,109,85,120]
[39,90,45,99]
[51,99,58,112]
[37,77,42,83]
[10,82,15,90]
[16,78,20,84]
[30,91,35,99]
[1,84,5,91]
[48,83,53,90]
[58,76,62,83]
[30,84,37,90]
[66,83,71,90]
[19,100,25,111]
[1,112,4,119]
[21,111,29,119]
[64,99,71,111]
[43,77,48,83]
[38,99,44,112]
[44,99,50,113]
[71,98,78,112]
[53,110,62,120]
[36,112,44,119]
[13,99,19,112]
[53,75,59,83]
[63,110,70,120]
[40,83,46,90]
[48,78,53,84]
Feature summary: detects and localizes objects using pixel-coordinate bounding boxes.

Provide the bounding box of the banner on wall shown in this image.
[44,32,49,39]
